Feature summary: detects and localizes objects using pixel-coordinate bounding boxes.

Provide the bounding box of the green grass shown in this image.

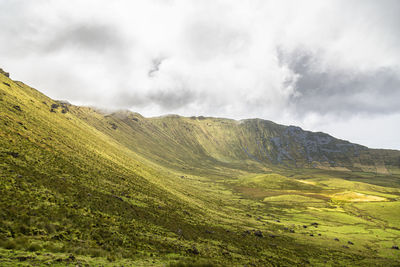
[0,71,400,266]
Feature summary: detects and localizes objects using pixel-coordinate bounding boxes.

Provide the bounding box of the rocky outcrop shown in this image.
[0,68,10,78]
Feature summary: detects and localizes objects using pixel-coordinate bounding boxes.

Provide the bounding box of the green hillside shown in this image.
[1,69,400,266]
[85,107,400,175]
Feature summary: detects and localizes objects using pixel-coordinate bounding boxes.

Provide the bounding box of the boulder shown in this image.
[13,105,22,111]
[254,230,263,237]
[6,152,19,158]
[188,246,200,255]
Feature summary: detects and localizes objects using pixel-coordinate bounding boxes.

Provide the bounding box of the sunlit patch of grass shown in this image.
[328,191,387,202]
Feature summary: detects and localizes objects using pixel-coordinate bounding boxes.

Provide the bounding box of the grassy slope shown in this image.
[0,72,400,266]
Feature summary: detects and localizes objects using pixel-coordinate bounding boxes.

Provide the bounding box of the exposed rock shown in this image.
[348,241,354,245]
[112,195,123,201]
[0,68,10,77]
[334,238,339,241]
[110,123,118,130]
[188,246,200,255]
[6,152,19,158]
[222,250,231,256]
[254,230,263,237]
[51,104,59,109]
[16,256,34,261]
[67,254,76,261]
[3,82,10,87]
[13,105,22,111]
[392,245,399,250]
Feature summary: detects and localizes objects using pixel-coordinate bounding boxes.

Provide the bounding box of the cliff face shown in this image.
[237,120,367,167]
[236,120,398,173]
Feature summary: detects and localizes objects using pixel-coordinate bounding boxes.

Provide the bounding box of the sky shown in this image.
[0,0,399,149]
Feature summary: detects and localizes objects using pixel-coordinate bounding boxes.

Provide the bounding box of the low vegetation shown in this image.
[0,71,399,266]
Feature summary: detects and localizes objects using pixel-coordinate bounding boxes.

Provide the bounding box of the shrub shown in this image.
[28,243,42,252]
[2,239,17,250]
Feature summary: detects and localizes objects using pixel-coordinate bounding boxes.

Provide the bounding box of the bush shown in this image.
[43,242,64,253]
[28,243,42,252]
[2,239,17,250]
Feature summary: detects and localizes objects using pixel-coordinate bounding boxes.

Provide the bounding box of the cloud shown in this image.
[278,47,400,116]
[0,0,399,148]
[44,24,126,54]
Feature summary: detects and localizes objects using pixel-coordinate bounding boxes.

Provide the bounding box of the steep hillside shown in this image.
[1,69,400,266]
[79,109,400,175]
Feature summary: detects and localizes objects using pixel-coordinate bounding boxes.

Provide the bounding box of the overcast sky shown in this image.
[1,0,399,149]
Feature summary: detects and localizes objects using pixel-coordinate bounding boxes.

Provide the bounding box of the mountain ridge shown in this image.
[92,108,398,175]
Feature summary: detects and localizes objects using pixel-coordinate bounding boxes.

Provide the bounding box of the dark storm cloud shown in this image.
[278,48,400,116]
